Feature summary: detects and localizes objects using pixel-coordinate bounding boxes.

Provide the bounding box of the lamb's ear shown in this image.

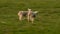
[34,11,38,14]
[36,11,38,13]
[18,11,20,16]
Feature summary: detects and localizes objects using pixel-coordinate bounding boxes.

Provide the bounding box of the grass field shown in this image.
[0,0,60,34]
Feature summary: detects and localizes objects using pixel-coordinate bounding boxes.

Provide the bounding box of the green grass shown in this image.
[0,0,60,34]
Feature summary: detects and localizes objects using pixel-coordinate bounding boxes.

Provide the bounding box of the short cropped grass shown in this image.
[0,0,60,34]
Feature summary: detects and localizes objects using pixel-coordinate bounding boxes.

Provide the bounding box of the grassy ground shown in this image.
[0,0,60,34]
